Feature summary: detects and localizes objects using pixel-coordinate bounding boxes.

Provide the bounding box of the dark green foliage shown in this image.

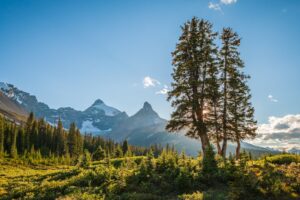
[122,140,129,155]
[9,125,18,158]
[77,149,91,168]
[55,118,68,156]
[266,154,300,165]
[167,17,218,156]
[92,146,106,161]
[0,112,155,165]
[202,144,217,175]
[167,17,257,159]
[115,145,123,158]
[1,151,299,199]
[68,122,82,159]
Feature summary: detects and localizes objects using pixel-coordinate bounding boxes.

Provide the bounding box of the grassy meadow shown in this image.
[0,153,299,200]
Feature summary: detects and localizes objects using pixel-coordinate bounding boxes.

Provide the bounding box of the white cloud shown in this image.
[208,2,221,11]
[156,85,169,95]
[143,76,161,88]
[248,114,300,151]
[220,0,237,5]
[209,0,237,12]
[268,94,278,103]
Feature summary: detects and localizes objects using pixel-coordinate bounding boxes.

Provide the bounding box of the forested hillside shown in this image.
[0,113,162,165]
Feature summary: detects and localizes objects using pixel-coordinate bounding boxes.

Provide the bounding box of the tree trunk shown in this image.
[236,140,241,159]
[200,132,210,158]
[221,46,228,158]
[216,141,222,155]
[221,138,227,157]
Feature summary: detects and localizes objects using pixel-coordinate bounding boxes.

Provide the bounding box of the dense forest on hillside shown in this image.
[0,113,163,165]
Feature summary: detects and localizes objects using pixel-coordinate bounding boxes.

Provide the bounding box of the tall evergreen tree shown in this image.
[228,73,257,158]
[206,51,222,155]
[17,127,26,155]
[10,125,18,158]
[25,112,34,151]
[55,119,68,156]
[76,129,83,155]
[219,28,245,157]
[68,123,82,158]
[167,17,218,157]
[122,140,129,155]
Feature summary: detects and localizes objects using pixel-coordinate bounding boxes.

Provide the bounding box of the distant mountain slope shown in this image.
[0,91,28,122]
[0,82,128,132]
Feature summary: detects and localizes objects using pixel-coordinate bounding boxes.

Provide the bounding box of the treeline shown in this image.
[0,113,162,162]
[167,17,257,159]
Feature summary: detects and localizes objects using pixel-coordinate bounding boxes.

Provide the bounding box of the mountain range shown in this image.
[0,82,280,156]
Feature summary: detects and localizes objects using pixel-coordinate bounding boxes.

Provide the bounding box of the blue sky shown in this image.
[0,0,299,126]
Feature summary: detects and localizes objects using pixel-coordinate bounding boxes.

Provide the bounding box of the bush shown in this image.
[179,191,204,200]
[202,144,217,175]
[77,150,92,168]
[266,154,300,165]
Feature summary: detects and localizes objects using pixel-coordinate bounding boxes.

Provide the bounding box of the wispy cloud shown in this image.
[268,94,278,103]
[248,114,300,151]
[143,76,160,88]
[220,0,237,5]
[208,0,237,12]
[208,2,221,11]
[156,85,169,95]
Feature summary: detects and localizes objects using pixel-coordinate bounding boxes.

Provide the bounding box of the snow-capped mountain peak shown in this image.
[0,82,10,91]
[87,99,121,116]
[92,99,104,106]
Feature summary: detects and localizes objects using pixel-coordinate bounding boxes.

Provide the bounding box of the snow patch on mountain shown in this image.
[80,120,113,134]
[0,82,10,91]
[80,120,101,133]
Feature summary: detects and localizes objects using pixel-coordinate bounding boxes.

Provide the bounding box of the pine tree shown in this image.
[219,28,243,157]
[78,149,91,168]
[122,140,129,155]
[206,51,222,155]
[92,146,106,161]
[219,28,256,157]
[25,112,34,151]
[17,127,26,155]
[75,129,83,155]
[228,73,257,159]
[167,17,218,157]
[115,145,123,157]
[55,119,68,156]
[31,121,38,149]
[10,125,18,159]
[202,144,217,175]
[68,122,79,158]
